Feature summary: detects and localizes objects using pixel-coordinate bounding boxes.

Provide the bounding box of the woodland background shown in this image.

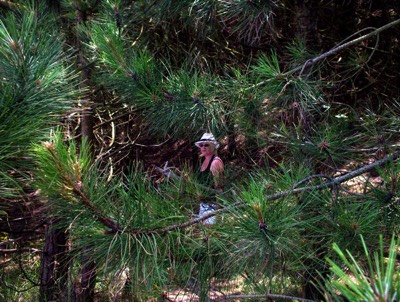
[1,0,400,301]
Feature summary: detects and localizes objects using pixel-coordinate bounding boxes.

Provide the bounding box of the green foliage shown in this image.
[369,159,400,235]
[384,98,400,134]
[145,69,229,137]
[323,235,400,301]
[33,130,343,298]
[285,37,315,67]
[359,102,400,151]
[32,126,400,300]
[329,199,384,254]
[33,131,167,294]
[187,0,221,37]
[87,18,163,100]
[33,130,92,200]
[270,116,366,171]
[0,252,41,302]
[33,131,229,296]
[2,1,400,300]
[213,167,321,292]
[252,51,284,82]
[87,16,231,138]
[218,0,278,46]
[0,3,78,198]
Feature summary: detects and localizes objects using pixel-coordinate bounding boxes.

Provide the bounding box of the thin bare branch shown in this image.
[224,293,316,301]
[292,18,400,76]
[66,150,400,236]
[251,18,400,88]
[144,150,400,235]
[0,247,42,254]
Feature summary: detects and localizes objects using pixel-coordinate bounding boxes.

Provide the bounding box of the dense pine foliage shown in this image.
[1,1,400,301]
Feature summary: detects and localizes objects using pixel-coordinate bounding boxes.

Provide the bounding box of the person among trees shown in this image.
[195,132,224,225]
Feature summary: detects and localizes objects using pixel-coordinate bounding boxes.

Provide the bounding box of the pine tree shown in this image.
[0,2,79,301]
[1,1,400,301]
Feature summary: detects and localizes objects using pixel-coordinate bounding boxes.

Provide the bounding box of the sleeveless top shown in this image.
[198,154,216,188]
[197,155,223,199]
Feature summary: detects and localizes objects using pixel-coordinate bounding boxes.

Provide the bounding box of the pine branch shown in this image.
[252,18,400,88]
[293,18,400,76]
[44,143,122,234]
[70,184,122,234]
[43,139,399,236]
[225,293,316,302]
[142,150,400,234]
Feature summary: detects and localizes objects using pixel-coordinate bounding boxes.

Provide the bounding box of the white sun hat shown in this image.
[195,132,220,149]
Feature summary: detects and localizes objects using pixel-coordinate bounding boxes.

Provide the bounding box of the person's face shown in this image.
[199,143,213,156]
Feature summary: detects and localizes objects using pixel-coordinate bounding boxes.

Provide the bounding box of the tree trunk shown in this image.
[39,221,69,302]
[294,0,320,50]
[74,248,96,302]
[80,63,95,147]
[73,7,97,302]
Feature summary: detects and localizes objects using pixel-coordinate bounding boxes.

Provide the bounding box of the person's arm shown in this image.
[210,158,224,191]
